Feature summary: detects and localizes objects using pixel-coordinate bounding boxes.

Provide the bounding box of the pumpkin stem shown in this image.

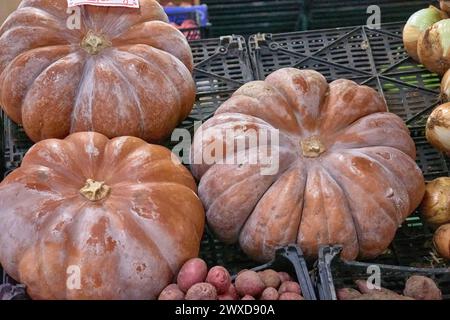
[301,136,325,158]
[80,179,111,201]
[81,31,111,55]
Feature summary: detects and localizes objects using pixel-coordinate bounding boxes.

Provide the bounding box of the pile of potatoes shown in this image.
[337,276,442,300]
[158,258,304,300]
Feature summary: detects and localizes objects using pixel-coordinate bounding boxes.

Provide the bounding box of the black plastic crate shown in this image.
[314,246,450,300]
[234,245,317,300]
[203,0,307,37]
[305,0,434,30]
[0,35,255,288]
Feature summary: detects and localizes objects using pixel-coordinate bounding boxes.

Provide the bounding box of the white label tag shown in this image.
[68,0,140,8]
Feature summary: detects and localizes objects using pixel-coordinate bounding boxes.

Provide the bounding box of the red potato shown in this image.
[218,284,239,300]
[278,272,292,282]
[336,288,362,300]
[259,270,281,289]
[158,284,185,300]
[278,281,301,295]
[260,287,279,300]
[206,266,231,295]
[403,276,442,300]
[185,283,217,300]
[177,258,208,293]
[279,292,304,300]
[235,271,266,297]
[241,295,256,300]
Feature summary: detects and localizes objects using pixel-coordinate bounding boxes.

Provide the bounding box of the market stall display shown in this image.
[0,0,450,302]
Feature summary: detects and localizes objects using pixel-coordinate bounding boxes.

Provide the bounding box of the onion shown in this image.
[418,18,450,75]
[441,0,450,14]
[420,177,450,227]
[441,69,450,101]
[433,224,450,259]
[403,6,447,62]
[426,103,450,153]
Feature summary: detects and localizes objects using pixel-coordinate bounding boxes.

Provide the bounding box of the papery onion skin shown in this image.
[420,177,450,227]
[441,69,450,101]
[418,19,450,75]
[441,0,450,14]
[404,6,447,62]
[426,103,450,153]
[434,224,450,259]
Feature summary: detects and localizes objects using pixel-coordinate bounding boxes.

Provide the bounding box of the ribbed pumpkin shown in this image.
[191,68,425,262]
[0,132,205,300]
[0,0,195,142]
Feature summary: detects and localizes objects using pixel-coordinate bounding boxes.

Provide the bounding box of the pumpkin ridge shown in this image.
[119,44,192,121]
[321,152,399,256]
[0,45,72,124]
[311,162,360,259]
[114,46,186,124]
[70,57,95,133]
[101,54,146,137]
[345,148,409,224]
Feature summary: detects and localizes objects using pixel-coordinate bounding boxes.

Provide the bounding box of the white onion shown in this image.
[403,6,447,62]
[426,103,450,153]
[418,18,450,75]
[420,177,450,227]
[441,69,450,101]
[434,224,450,259]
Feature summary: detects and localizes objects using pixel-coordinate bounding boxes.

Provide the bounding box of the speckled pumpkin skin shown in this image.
[0,132,205,300]
[191,68,425,262]
[0,0,195,142]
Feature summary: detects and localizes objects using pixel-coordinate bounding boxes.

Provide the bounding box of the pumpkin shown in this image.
[0,0,195,143]
[0,132,205,300]
[190,68,425,262]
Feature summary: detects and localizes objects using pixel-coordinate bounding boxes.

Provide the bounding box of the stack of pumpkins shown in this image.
[0,0,431,300]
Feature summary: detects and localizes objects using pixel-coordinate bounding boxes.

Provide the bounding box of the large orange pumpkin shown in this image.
[191,68,426,262]
[0,0,195,142]
[0,132,205,300]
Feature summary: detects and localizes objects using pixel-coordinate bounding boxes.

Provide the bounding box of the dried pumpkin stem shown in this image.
[81,30,111,55]
[80,179,111,201]
[301,136,325,158]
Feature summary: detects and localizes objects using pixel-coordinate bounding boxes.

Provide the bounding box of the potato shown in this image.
[336,288,362,300]
[241,295,255,300]
[177,258,208,293]
[260,287,279,300]
[206,266,231,295]
[434,224,450,259]
[355,280,398,296]
[278,272,292,282]
[353,292,413,300]
[158,284,185,300]
[185,283,218,300]
[259,270,281,289]
[278,281,301,295]
[218,284,239,300]
[235,271,265,297]
[404,276,442,300]
[279,292,304,300]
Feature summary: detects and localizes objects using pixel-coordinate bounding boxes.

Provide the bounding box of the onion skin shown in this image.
[426,103,450,153]
[418,19,450,75]
[420,177,450,228]
[403,6,447,62]
[441,1,450,14]
[434,224,450,259]
[441,69,450,101]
